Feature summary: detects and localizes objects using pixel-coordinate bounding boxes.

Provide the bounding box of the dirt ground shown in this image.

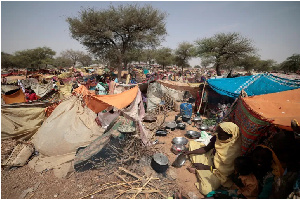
[1,111,205,199]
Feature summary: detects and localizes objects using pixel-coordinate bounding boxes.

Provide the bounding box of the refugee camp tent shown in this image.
[29,95,105,178]
[74,85,139,113]
[231,88,300,154]
[207,73,300,98]
[29,85,147,178]
[2,88,26,104]
[1,105,46,140]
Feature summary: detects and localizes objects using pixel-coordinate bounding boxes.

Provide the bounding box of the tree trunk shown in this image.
[182,66,184,75]
[117,56,122,81]
[216,63,221,76]
[162,65,165,71]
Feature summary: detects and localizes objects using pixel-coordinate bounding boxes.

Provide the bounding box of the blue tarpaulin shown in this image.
[207,73,300,98]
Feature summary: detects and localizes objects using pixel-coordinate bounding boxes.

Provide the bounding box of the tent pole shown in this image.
[197,81,206,115]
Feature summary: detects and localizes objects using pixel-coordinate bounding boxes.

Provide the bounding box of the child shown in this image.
[231,156,259,199]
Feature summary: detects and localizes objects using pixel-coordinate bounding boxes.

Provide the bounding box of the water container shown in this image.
[180,103,193,118]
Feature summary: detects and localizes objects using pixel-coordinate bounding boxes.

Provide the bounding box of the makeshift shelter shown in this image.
[207,73,300,98]
[157,80,201,98]
[231,88,300,154]
[1,105,46,140]
[29,96,105,178]
[74,85,139,113]
[2,88,26,104]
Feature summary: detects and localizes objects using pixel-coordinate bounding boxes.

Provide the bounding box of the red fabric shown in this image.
[28,93,38,101]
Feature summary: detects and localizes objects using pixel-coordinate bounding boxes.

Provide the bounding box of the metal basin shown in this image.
[166,121,177,131]
[143,115,157,122]
[171,144,187,155]
[200,124,209,131]
[172,153,187,168]
[177,122,186,130]
[172,137,188,145]
[186,130,201,139]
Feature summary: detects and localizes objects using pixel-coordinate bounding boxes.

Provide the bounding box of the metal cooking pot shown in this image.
[171,144,187,155]
[200,124,209,131]
[166,121,177,131]
[151,153,169,173]
[143,115,157,122]
[156,129,168,136]
[177,122,186,130]
[186,130,201,139]
[172,137,189,145]
[172,153,187,168]
[182,115,191,122]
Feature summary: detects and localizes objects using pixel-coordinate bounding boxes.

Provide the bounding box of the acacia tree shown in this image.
[78,53,93,67]
[53,56,73,68]
[281,54,300,73]
[60,49,83,67]
[1,52,15,69]
[195,32,256,76]
[67,4,167,80]
[155,47,174,71]
[174,42,195,74]
[12,47,56,69]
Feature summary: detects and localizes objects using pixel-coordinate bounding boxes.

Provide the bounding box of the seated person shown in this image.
[183,122,242,195]
[230,156,259,199]
[27,89,38,102]
[251,145,283,199]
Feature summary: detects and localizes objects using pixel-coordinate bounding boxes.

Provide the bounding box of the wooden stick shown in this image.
[197,81,206,114]
[114,172,133,188]
[118,167,166,198]
[132,177,152,199]
[80,179,141,199]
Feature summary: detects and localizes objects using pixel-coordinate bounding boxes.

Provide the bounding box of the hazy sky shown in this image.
[2,1,300,66]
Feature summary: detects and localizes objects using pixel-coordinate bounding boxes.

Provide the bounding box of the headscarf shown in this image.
[257,145,284,178]
[213,122,242,186]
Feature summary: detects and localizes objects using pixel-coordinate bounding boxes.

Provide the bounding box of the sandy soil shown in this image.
[154,111,205,199]
[1,111,205,199]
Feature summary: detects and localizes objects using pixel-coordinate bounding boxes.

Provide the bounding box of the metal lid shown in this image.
[153,153,169,165]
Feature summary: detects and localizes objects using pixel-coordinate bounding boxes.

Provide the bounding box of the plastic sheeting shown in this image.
[146,82,185,112]
[207,74,300,98]
[1,107,45,140]
[74,85,139,114]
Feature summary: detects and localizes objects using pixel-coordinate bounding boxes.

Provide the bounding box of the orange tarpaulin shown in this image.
[2,89,26,104]
[74,85,139,113]
[242,88,300,131]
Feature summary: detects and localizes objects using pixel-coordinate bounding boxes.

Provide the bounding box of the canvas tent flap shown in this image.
[1,85,20,93]
[32,95,104,156]
[157,80,200,98]
[1,107,45,140]
[242,88,300,131]
[2,89,26,104]
[74,85,139,113]
[208,74,300,98]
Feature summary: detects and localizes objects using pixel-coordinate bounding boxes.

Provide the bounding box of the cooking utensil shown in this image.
[176,122,186,130]
[171,144,187,155]
[182,115,191,122]
[151,153,169,173]
[172,153,187,168]
[143,115,157,122]
[186,130,201,139]
[166,121,177,131]
[172,137,188,145]
[199,124,209,131]
[155,129,168,136]
[192,116,202,127]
